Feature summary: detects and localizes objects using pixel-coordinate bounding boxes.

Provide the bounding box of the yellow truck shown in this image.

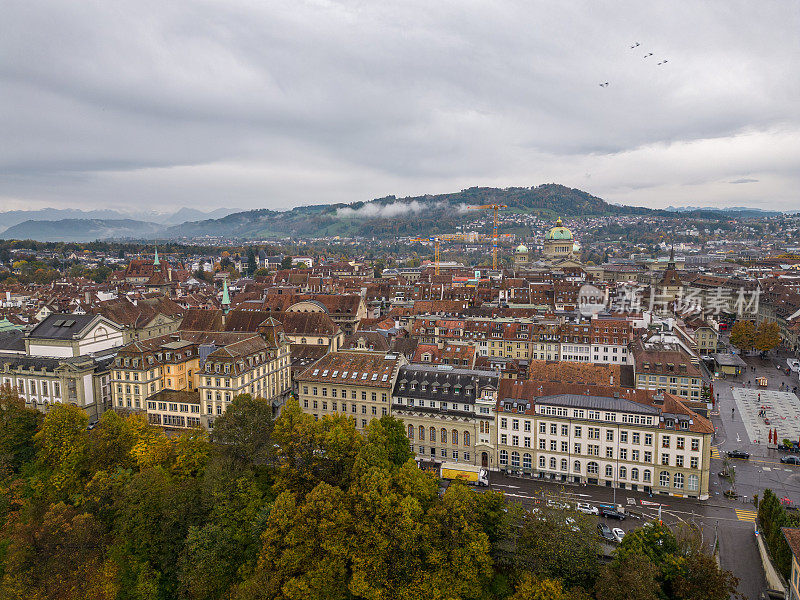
[439,462,489,487]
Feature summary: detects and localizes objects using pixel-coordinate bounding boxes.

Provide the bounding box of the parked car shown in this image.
[576,502,599,515]
[727,450,750,459]
[781,456,800,465]
[599,507,626,520]
[546,500,570,510]
[597,523,615,541]
[612,528,626,543]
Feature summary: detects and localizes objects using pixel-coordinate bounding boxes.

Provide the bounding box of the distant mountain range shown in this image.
[1,219,165,242]
[664,205,785,217]
[0,185,786,242]
[0,207,238,232]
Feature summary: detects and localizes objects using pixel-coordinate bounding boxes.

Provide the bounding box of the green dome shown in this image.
[545,217,573,241]
[515,244,528,253]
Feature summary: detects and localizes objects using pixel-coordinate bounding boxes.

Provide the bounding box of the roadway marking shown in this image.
[735,509,758,523]
[711,446,721,459]
[492,484,521,489]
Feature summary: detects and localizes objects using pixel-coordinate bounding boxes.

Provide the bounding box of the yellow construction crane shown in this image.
[411,236,441,275]
[467,204,507,270]
[411,233,471,275]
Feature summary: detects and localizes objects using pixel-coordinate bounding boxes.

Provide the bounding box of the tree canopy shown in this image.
[0,391,741,600]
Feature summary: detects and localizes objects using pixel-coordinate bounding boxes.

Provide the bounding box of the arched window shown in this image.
[301,338,307,344]
[659,471,670,487]
[429,427,436,442]
[452,430,459,445]
[464,432,470,446]
[631,468,639,481]
[587,461,599,475]
[441,428,447,444]
[574,460,581,473]
[523,453,532,469]
[605,465,613,479]
[408,424,414,439]
[688,474,699,491]
[560,458,568,471]
[511,451,520,467]
[674,472,684,489]
[480,421,484,434]
[500,450,508,465]
[549,457,556,470]
[643,469,652,483]
[619,466,627,479]
[539,456,546,468]
[419,425,425,441]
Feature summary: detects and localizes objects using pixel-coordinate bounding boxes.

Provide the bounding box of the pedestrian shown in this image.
[732,407,735,419]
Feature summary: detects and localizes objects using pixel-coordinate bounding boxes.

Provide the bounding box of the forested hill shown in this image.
[165,184,657,240]
[2,184,751,242]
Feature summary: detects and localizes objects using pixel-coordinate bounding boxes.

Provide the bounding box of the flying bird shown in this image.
[599,82,609,87]
[643,53,653,58]
[657,60,668,65]
[630,42,640,48]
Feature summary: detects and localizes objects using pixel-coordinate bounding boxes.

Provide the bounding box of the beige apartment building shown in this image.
[112,320,291,428]
[295,350,405,432]
[494,382,713,500]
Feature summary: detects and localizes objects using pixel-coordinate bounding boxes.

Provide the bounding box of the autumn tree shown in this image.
[755,321,781,353]
[0,502,112,600]
[729,320,756,354]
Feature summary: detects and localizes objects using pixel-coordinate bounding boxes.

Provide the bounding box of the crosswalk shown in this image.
[735,509,758,523]
[711,446,721,459]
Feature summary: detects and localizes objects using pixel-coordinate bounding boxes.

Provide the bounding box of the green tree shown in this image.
[729,320,756,354]
[210,394,275,466]
[510,574,573,600]
[246,247,257,275]
[516,507,599,589]
[34,404,90,498]
[179,524,240,600]
[112,468,206,599]
[670,551,740,600]
[0,385,43,471]
[280,256,293,270]
[365,414,413,468]
[236,484,352,600]
[594,553,660,600]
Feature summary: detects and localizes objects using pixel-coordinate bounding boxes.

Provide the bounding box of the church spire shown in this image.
[153,247,160,268]
[221,278,230,314]
[667,245,675,269]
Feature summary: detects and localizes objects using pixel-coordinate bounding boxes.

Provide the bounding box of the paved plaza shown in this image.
[733,387,800,445]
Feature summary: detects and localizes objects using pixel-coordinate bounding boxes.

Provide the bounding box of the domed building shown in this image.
[543,217,575,260]
[514,243,530,267]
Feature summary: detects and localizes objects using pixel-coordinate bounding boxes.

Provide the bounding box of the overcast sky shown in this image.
[1,1,798,214]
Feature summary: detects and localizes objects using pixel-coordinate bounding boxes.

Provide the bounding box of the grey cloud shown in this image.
[0,1,798,211]
[730,178,759,184]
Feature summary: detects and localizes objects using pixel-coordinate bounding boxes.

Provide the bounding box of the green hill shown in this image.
[166,184,657,240]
